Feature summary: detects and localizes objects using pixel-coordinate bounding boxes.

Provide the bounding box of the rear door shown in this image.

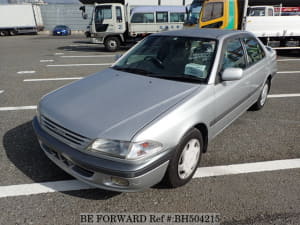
[242,36,269,102]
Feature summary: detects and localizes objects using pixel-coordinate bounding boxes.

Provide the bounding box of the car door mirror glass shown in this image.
[221,68,243,81]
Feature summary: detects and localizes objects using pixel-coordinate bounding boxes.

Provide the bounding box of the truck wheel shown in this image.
[251,80,270,111]
[0,30,8,36]
[164,128,203,188]
[104,37,120,52]
[9,30,17,36]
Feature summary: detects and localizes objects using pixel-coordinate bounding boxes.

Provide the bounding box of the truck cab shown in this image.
[248,6,275,16]
[89,3,126,50]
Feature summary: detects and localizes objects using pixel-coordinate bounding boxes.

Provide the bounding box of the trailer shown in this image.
[0,4,43,36]
[199,0,300,49]
[79,0,194,51]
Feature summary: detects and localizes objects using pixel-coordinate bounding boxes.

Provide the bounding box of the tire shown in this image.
[104,37,120,52]
[0,30,8,36]
[251,80,270,111]
[9,30,17,36]
[164,128,203,188]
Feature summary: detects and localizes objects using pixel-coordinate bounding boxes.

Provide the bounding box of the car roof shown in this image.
[151,28,251,40]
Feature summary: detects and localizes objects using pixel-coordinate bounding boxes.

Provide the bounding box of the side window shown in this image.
[116,6,122,21]
[243,37,265,66]
[131,13,154,23]
[222,39,246,70]
[170,13,185,22]
[268,8,273,16]
[202,2,223,22]
[156,12,168,23]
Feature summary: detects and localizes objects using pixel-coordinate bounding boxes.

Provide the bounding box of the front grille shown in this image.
[41,115,91,149]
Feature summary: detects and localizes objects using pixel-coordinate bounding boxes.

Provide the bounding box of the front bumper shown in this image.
[32,117,171,192]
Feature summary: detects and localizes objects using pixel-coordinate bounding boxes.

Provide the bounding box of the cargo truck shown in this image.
[79,0,194,51]
[0,4,43,37]
[199,0,300,49]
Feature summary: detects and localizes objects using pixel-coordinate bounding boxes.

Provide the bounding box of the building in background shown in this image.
[0,0,92,32]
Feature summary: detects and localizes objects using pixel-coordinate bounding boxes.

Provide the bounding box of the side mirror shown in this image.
[79,6,88,19]
[221,68,243,81]
[117,16,122,22]
[79,6,86,13]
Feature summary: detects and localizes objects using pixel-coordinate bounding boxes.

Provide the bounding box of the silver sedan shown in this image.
[33,29,277,192]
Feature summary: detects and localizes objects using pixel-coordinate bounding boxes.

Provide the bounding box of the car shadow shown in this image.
[3,121,119,200]
[57,46,104,53]
[276,49,300,57]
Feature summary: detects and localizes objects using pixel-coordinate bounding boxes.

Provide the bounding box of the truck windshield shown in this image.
[95,5,112,23]
[113,36,217,83]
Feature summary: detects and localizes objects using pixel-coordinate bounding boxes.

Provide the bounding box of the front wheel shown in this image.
[164,129,203,188]
[251,80,270,110]
[104,37,120,52]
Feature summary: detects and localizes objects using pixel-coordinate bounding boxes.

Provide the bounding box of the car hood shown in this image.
[39,68,199,141]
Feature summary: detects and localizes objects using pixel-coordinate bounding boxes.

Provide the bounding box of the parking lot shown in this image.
[0,34,299,225]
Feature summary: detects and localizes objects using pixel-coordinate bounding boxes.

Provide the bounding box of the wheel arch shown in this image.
[104,34,123,43]
[193,123,208,153]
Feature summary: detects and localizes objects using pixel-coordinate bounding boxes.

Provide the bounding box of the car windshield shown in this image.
[56,26,67,29]
[113,36,217,83]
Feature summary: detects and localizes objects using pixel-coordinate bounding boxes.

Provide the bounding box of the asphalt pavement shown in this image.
[0,34,299,225]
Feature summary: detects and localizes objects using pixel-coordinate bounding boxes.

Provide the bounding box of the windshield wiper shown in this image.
[112,66,153,75]
[152,74,206,83]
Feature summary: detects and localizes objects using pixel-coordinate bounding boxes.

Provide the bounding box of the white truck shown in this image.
[199,0,300,49]
[79,0,194,51]
[245,5,300,48]
[0,4,44,36]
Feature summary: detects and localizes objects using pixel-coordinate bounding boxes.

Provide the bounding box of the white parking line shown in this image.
[277,71,300,74]
[47,63,112,67]
[61,55,114,58]
[0,106,37,111]
[0,90,4,94]
[40,59,54,63]
[193,158,300,178]
[54,53,64,55]
[277,59,300,62]
[0,158,300,198]
[17,71,36,74]
[0,180,91,198]
[268,93,300,98]
[24,77,82,82]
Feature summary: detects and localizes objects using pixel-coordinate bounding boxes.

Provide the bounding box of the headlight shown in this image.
[87,139,163,160]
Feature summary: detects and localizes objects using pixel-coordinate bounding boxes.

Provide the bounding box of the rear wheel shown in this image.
[164,129,203,188]
[104,37,120,52]
[0,30,8,36]
[251,80,270,110]
[9,30,17,36]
